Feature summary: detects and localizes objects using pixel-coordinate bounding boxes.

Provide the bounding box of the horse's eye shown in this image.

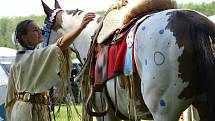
[40,28,45,35]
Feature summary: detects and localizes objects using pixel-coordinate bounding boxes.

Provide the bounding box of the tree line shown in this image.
[179,2,215,16]
[0,16,45,49]
[1,2,215,49]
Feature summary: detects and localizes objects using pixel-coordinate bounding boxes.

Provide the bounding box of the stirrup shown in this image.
[85,86,109,117]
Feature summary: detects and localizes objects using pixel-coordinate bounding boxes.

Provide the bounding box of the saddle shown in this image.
[97,8,125,44]
[94,16,144,91]
[97,0,177,44]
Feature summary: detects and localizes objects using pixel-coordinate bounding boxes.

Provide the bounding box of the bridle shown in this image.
[40,9,62,48]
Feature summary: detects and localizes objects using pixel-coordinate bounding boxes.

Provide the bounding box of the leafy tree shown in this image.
[178,2,215,16]
[1,2,215,49]
[0,15,45,49]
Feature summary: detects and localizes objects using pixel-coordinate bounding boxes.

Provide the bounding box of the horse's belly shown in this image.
[106,77,151,119]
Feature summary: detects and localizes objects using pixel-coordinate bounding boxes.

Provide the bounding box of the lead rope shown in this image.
[125,75,136,121]
[129,75,137,121]
[49,87,56,121]
[126,76,132,120]
[114,77,118,116]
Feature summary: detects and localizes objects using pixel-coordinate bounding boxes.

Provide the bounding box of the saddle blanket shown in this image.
[108,19,144,79]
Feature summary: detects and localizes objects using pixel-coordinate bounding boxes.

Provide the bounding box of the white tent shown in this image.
[0,65,8,120]
[0,47,16,120]
[0,47,16,85]
[0,83,7,120]
[0,47,16,64]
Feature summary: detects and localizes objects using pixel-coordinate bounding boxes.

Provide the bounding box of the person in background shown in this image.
[5,12,95,121]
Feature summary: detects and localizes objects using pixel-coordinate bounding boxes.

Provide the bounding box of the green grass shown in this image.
[51,104,82,121]
[51,104,152,121]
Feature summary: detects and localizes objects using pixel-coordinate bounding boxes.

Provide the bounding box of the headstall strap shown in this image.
[40,9,62,48]
[49,9,62,23]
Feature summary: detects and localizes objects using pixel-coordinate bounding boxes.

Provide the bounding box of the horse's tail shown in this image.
[188,11,215,121]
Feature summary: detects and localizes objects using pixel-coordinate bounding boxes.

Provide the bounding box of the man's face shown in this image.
[22,21,43,48]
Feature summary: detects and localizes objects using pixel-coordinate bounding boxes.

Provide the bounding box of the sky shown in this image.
[0,0,214,18]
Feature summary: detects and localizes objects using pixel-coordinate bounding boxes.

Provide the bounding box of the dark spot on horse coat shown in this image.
[65,9,83,16]
[142,26,146,31]
[159,29,165,34]
[160,100,166,107]
[165,11,202,99]
[145,59,147,65]
[165,10,215,120]
[96,17,103,24]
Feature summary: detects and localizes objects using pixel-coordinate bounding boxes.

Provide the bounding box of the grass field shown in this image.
[51,104,152,121]
[51,104,82,121]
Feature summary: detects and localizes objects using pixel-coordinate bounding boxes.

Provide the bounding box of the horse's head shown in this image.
[41,0,101,62]
[41,0,64,45]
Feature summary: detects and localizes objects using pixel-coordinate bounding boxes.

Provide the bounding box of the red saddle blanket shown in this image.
[108,30,136,79]
[94,30,136,82]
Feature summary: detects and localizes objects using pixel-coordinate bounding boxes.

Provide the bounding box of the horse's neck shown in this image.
[60,12,99,62]
[49,30,62,44]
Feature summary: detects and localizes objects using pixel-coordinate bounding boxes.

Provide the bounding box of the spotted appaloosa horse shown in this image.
[42,0,215,121]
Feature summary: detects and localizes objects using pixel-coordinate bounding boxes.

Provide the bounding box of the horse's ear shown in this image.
[54,0,61,9]
[41,0,53,17]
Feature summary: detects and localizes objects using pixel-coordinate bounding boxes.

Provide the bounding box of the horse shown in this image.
[209,15,215,23]
[41,0,215,121]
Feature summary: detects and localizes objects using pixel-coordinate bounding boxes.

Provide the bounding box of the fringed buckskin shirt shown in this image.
[5,40,71,121]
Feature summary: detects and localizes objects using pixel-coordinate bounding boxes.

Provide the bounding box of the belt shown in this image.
[16,92,49,105]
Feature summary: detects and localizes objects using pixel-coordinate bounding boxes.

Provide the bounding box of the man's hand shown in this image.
[80,12,96,28]
[57,12,96,50]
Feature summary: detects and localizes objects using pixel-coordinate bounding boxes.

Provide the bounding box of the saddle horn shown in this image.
[54,0,61,9]
[41,0,53,17]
